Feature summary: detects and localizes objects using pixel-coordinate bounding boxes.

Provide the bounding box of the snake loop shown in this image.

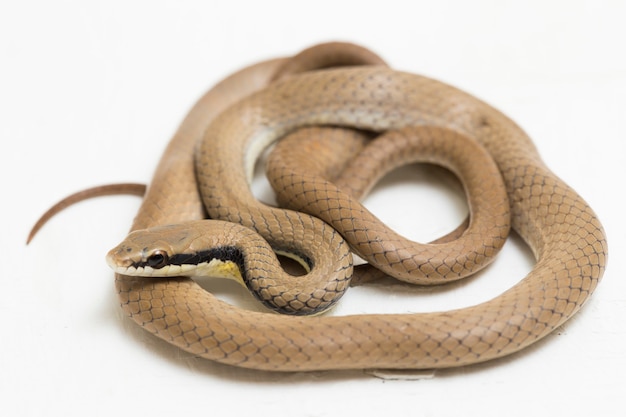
[266,125,511,284]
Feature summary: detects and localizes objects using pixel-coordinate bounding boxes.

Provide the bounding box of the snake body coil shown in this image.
[107,45,607,371]
[34,43,606,372]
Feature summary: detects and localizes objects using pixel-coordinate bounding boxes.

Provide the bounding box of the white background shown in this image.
[2,1,625,416]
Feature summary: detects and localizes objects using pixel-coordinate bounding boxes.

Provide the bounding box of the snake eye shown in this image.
[147,251,169,269]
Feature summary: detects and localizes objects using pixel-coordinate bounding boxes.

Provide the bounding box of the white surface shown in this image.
[2,1,625,416]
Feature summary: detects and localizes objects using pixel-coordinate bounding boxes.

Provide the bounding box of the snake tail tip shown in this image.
[26,224,42,245]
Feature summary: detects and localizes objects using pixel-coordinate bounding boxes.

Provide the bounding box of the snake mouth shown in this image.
[108,262,202,277]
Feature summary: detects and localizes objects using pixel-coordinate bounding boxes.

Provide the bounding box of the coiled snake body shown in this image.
[38,43,607,371]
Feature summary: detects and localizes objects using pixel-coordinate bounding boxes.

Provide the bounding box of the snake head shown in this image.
[105,220,249,281]
[106,222,208,277]
[106,225,183,277]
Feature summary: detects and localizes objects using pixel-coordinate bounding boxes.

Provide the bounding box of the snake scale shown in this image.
[35,43,607,371]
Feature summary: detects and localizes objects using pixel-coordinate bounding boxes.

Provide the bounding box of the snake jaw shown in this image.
[107,261,201,278]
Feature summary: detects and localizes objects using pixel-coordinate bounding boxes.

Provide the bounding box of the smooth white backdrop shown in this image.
[2,1,624,416]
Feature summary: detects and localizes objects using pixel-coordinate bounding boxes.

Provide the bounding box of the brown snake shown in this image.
[33,43,607,371]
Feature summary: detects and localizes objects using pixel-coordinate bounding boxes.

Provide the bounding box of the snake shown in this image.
[33,42,607,371]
